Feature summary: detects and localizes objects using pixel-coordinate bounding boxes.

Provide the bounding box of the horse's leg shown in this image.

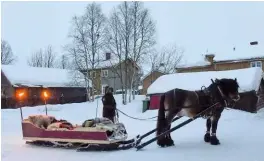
[157,94,179,147]
[156,95,169,147]
[163,110,178,146]
[204,118,211,142]
[210,115,221,145]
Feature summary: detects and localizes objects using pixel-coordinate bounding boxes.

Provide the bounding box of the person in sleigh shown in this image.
[101,87,118,123]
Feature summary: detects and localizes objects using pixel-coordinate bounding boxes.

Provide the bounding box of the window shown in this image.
[102,70,108,77]
[90,71,96,78]
[250,61,262,68]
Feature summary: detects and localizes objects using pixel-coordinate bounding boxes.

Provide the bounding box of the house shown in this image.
[146,67,264,113]
[175,44,264,73]
[142,70,166,95]
[1,65,92,109]
[83,53,142,95]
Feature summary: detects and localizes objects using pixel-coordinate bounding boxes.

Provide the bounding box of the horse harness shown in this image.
[193,83,236,119]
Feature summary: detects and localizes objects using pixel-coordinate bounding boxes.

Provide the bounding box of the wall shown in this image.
[101,60,141,93]
[142,71,164,95]
[176,59,264,73]
[1,71,14,98]
[176,65,213,73]
[1,86,88,109]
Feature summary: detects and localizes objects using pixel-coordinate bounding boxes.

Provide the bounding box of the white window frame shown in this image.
[90,71,96,78]
[101,84,108,94]
[250,61,262,68]
[102,70,108,77]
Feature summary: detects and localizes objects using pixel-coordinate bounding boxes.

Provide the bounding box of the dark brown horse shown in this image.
[156,78,240,147]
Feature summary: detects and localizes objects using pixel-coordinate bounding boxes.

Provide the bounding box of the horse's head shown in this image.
[209,78,240,107]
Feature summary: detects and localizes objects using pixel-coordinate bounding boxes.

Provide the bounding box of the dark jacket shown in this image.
[102,93,116,122]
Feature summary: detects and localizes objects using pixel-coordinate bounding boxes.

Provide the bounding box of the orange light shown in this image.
[42,90,50,100]
[15,89,27,100]
[44,91,48,98]
[18,92,24,98]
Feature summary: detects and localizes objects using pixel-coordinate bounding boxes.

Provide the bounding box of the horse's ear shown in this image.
[235,78,237,82]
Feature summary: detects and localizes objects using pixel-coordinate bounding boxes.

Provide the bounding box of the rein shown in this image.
[116,108,158,121]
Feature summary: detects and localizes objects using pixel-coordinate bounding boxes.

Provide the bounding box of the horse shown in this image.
[156,78,240,147]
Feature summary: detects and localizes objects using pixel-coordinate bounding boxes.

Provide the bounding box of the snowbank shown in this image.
[1,65,91,88]
[147,67,263,94]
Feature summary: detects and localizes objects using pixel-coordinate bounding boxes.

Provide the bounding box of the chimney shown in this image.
[105,53,111,60]
[205,54,215,64]
[250,41,258,45]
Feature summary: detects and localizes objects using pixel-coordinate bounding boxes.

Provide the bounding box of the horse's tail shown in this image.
[156,94,166,136]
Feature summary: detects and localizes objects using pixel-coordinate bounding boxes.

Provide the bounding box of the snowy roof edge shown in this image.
[147,67,264,95]
[1,65,92,88]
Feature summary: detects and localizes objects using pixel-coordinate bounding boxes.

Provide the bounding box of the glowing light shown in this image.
[18,92,24,97]
[42,90,50,99]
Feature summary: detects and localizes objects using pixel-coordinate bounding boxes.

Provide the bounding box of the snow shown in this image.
[2,94,264,161]
[147,67,263,95]
[176,43,264,68]
[1,65,91,88]
[177,58,211,68]
[94,58,120,69]
[213,44,264,62]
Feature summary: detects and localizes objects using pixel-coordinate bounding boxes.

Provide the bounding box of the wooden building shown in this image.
[82,53,142,95]
[1,65,92,109]
[175,45,264,73]
[142,70,166,95]
[146,67,264,113]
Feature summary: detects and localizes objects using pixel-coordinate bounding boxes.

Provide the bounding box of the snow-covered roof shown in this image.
[177,58,211,68]
[93,58,120,69]
[214,44,264,62]
[176,43,264,69]
[147,67,263,95]
[1,65,92,88]
[91,56,140,70]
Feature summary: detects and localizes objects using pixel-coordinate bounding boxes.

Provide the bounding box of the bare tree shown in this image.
[55,54,71,69]
[105,2,135,105]
[67,2,107,101]
[27,48,44,67]
[147,44,184,74]
[1,40,16,65]
[27,45,57,68]
[106,2,156,104]
[129,1,156,101]
[43,45,57,68]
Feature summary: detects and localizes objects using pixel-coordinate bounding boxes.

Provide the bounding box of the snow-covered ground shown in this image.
[2,94,264,161]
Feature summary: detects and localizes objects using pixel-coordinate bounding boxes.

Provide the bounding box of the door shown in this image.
[149,95,161,110]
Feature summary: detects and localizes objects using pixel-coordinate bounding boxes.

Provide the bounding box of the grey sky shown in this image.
[2,1,264,72]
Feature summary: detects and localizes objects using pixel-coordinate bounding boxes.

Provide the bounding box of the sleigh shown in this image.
[21,115,140,151]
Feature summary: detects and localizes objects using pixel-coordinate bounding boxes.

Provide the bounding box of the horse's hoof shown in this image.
[157,139,166,147]
[210,135,220,145]
[165,138,174,147]
[204,133,210,143]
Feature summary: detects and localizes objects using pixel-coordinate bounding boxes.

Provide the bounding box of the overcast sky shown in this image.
[2,1,264,72]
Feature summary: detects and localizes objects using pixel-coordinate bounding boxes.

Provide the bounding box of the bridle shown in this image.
[211,79,240,108]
